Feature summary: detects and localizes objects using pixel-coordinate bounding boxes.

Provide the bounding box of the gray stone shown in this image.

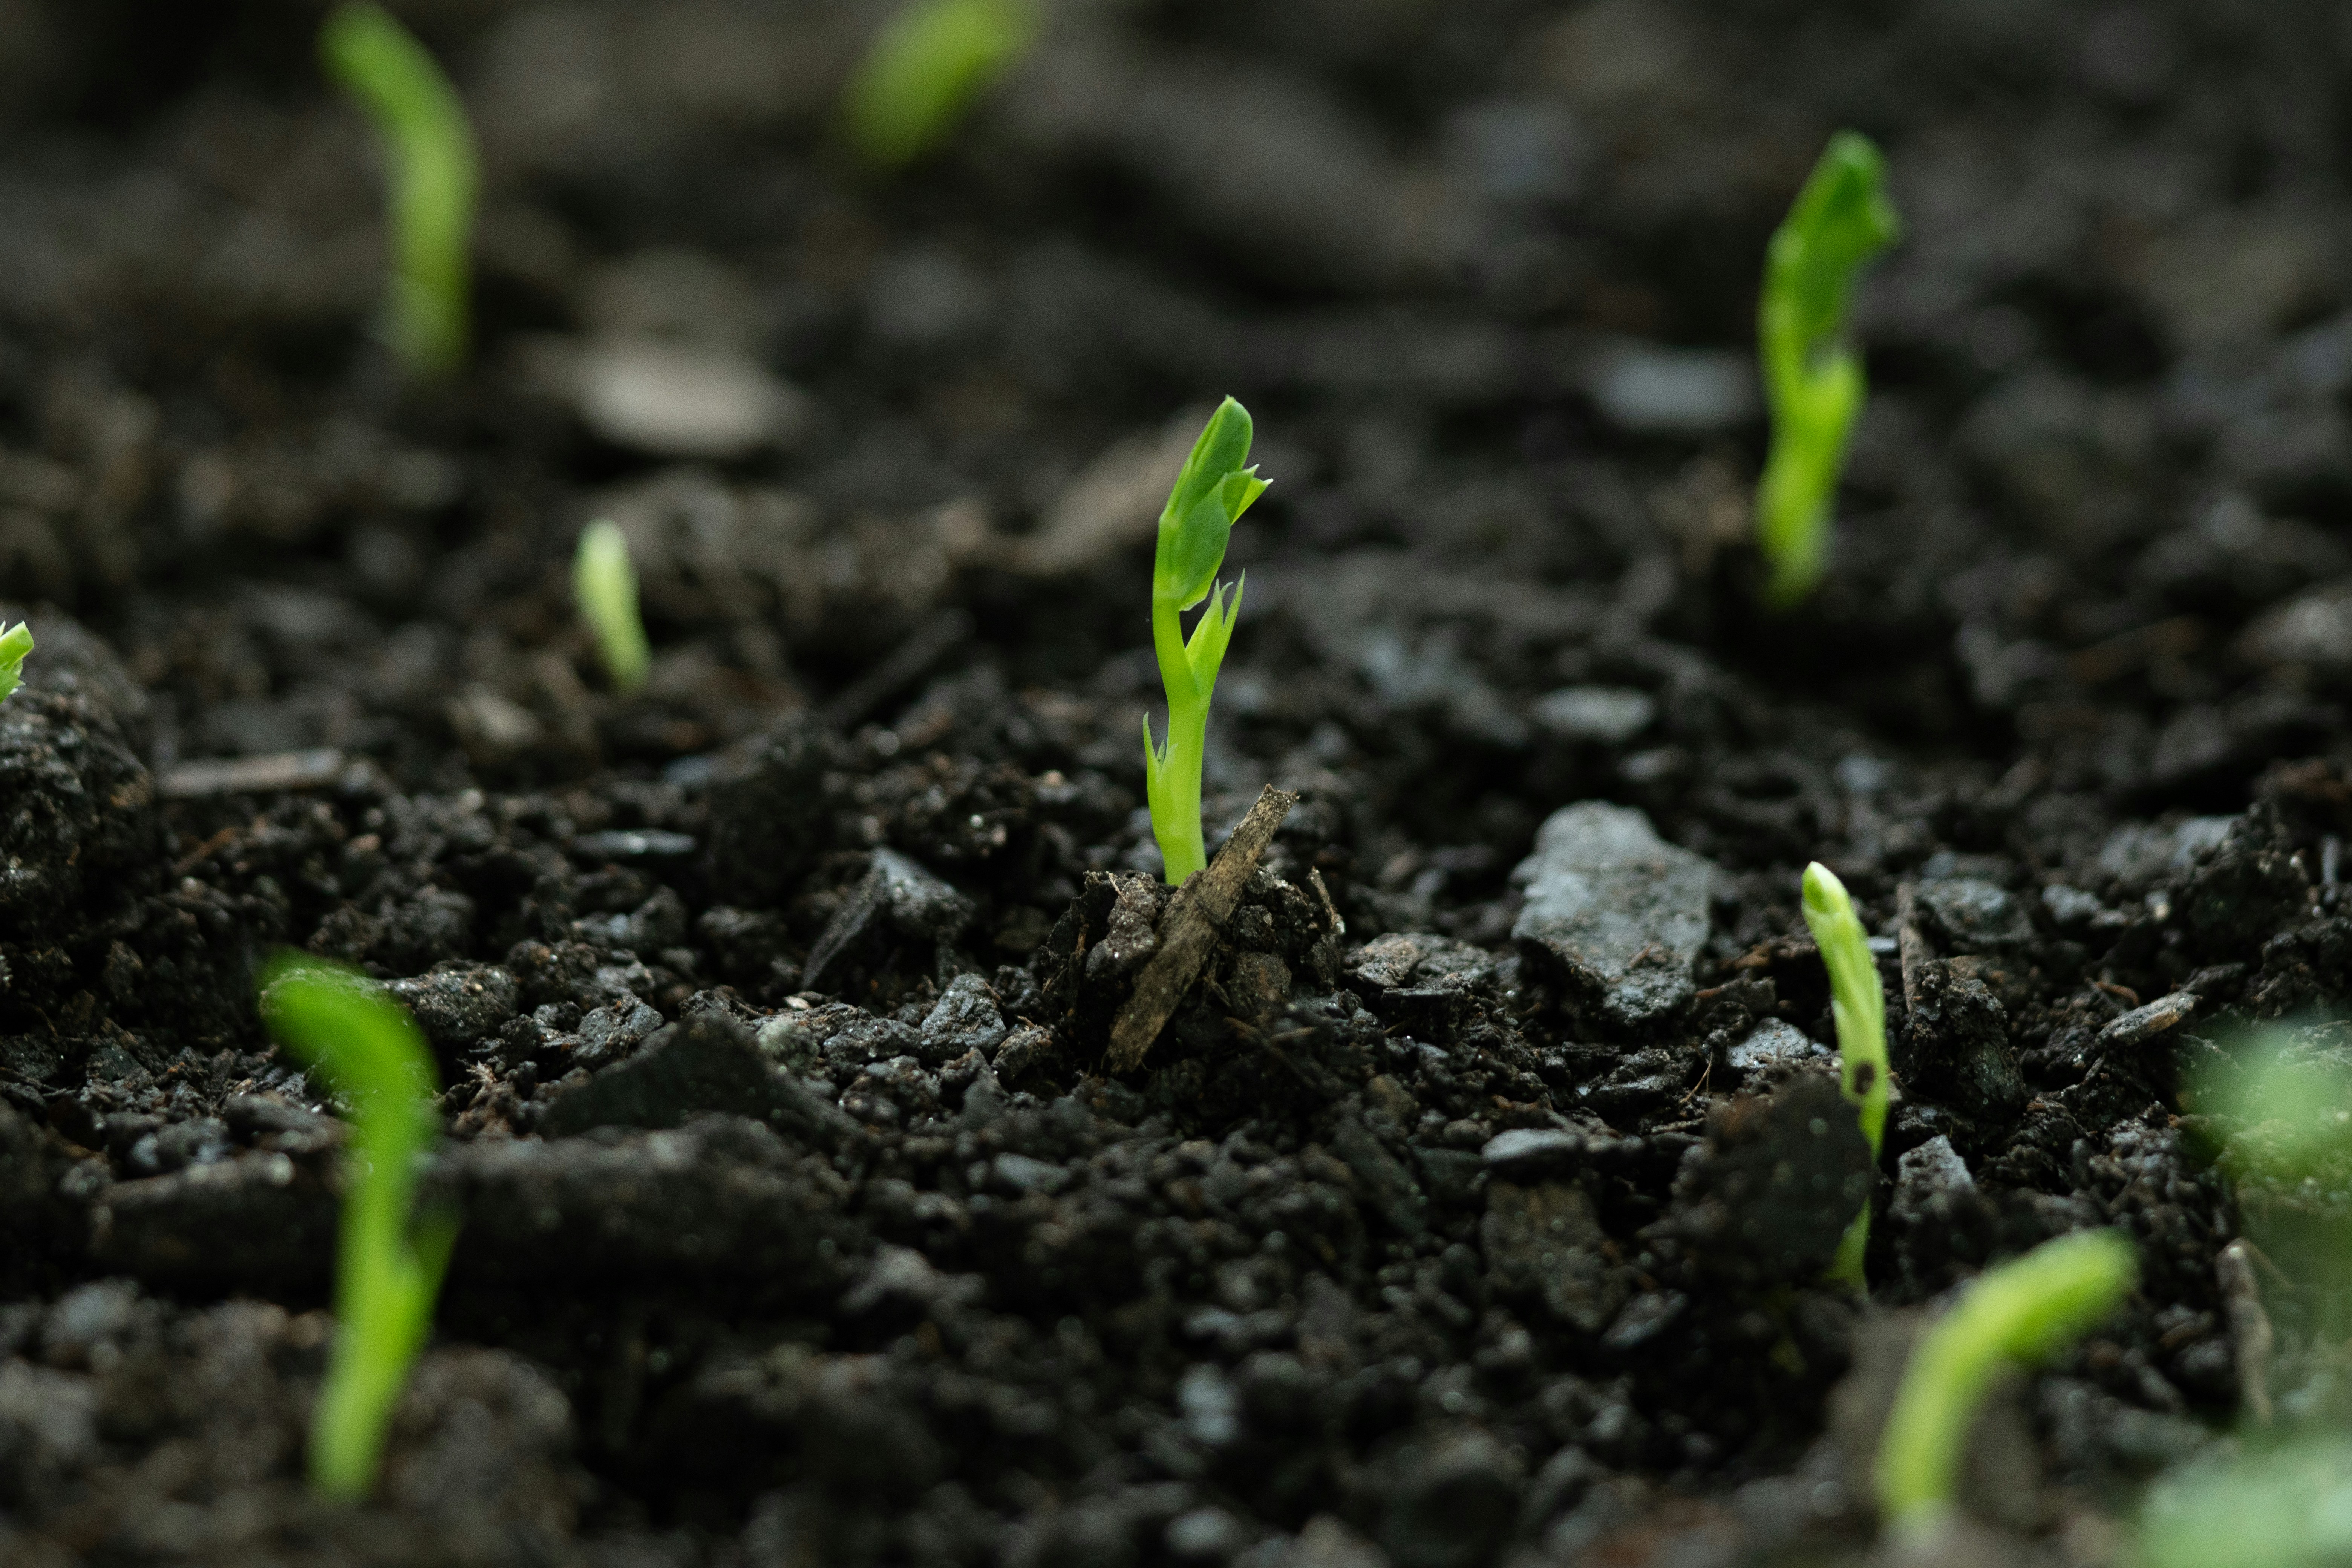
[1583,341,1759,433]
[1900,961,2027,1121]
[920,974,1006,1065]
[821,1015,923,1071]
[2040,884,2106,928]
[1481,1178,1625,1332]
[753,1003,864,1074]
[1916,879,2035,952]
[1478,1127,1585,1174]
[570,995,664,1072]
[1726,1018,1833,1078]
[387,963,521,1052]
[1346,932,1498,997]
[1531,686,1657,745]
[2098,991,2200,1049]
[802,848,975,991]
[1510,802,1714,1027]
[539,1014,860,1151]
[991,1152,1068,1194]
[1890,1135,1975,1230]
[561,337,810,459]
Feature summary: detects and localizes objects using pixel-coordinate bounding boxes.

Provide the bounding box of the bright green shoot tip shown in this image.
[322,3,479,379]
[574,519,651,693]
[0,621,31,705]
[1755,130,1900,607]
[843,0,1041,170]
[1143,396,1270,885]
[259,952,458,1502]
[1877,1231,2137,1542]
[1801,861,1888,1288]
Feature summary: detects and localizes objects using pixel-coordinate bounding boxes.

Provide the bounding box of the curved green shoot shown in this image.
[322,3,479,378]
[259,952,459,1502]
[1143,397,1271,885]
[574,520,651,693]
[1878,1230,2137,1541]
[1756,131,1900,606]
[0,622,32,705]
[842,0,1041,170]
[1801,861,1888,1287]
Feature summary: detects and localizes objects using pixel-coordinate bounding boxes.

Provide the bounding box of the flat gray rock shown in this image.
[1510,802,1715,1026]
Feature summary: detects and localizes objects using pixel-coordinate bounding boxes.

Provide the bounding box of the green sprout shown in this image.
[321,3,479,378]
[2137,1438,2352,1568]
[574,519,651,693]
[1143,397,1271,885]
[259,952,459,1502]
[1877,1230,2138,1542]
[1801,861,1888,1287]
[842,0,1041,170]
[0,621,31,705]
[1755,131,1900,606]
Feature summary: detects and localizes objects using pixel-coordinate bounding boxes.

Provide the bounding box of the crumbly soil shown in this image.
[3,2,2350,1564]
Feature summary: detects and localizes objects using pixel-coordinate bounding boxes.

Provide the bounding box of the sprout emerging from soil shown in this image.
[842,0,1041,170]
[321,3,479,378]
[259,953,459,1502]
[1801,861,1888,1287]
[0,621,31,704]
[1877,1230,2137,1542]
[1143,396,1270,885]
[1755,131,1900,606]
[574,519,651,693]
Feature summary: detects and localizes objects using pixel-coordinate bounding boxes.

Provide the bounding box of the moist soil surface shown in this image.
[4,2,2351,1564]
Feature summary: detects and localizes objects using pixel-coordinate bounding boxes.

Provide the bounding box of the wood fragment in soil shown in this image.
[1895,880,1929,1016]
[1106,785,1298,1073]
[157,748,345,798]
[2217,1238,2274,1427]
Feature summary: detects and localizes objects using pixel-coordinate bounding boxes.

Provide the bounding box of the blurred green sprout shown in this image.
[842,0,1041,170]
[1144,396,1269,885]
[1877,1230,2137,1541]
[322,3,479,378]
[1801,860,1887,1288]
[1755,131,1899,606]
[0,621,31,705]
[574,519,651,693]
[2137,1437,2352,1568]
[260,953,458,1502]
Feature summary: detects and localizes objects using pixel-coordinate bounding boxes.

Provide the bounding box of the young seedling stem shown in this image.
[0,621,32,705]
[1801,861,1887,1288]
[260,953,459,1502]
[1143,397,1270,885]
[322,3,479,378]
[1877,1230,2136,1542]
[1755,131,1900,606]
[574,519,651,693]
[843,0,1041,170]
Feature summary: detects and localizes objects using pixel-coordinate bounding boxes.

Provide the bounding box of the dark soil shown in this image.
[3,1,2349,1563]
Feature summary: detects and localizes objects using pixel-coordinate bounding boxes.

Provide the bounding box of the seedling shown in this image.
[0,621,31,705]
[1755,131,1900,606]
[259,953,459,1502]
[322,3,479,378]
[1801,861,1887,1287]
[574,519,651,693]
[842,0,1040,170]
[1877,1230,2137,1541]
[2137,1437,2352,1568]
[1142,397,1270,885]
